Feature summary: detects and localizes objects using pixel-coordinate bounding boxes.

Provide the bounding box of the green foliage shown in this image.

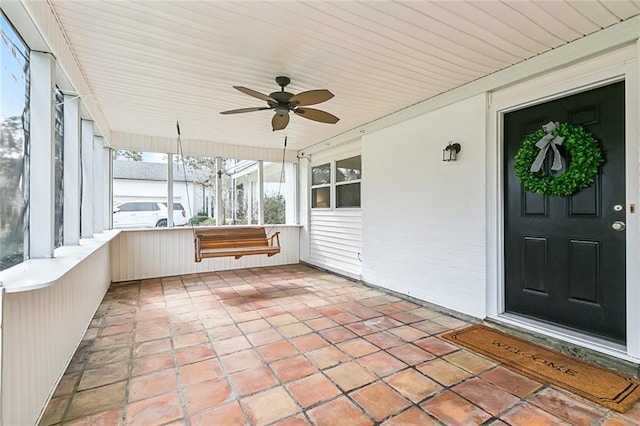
[514,123,603,197]
[188,215,215,226]
[113,150,143,161]
[264,193,285,224]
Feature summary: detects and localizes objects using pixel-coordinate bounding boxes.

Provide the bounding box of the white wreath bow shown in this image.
[530,121,565,173]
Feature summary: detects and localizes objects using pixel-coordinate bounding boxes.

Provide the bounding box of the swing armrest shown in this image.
[267,231,280,247]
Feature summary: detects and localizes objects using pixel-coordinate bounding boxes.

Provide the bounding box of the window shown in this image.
[173,153,215,223]
[311,163,331,208]
[224,159,258,225]
[336,155,361,208]
[310,156,362,209]
[264,161,291,224]
[54,87,64,247]
[1,13,30,270]
[113,152,297,227]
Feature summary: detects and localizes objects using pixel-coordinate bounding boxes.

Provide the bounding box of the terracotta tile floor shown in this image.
[40,264,640,425]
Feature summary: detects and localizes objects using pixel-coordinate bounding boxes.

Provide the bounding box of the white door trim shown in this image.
[486,57,640,362]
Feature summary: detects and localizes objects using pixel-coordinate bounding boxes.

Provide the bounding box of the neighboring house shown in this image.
[112,160,209,219]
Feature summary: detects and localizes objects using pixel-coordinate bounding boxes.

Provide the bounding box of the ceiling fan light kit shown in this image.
[220,76,339,131]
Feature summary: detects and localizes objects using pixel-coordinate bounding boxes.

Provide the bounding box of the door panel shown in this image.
[504,81,626,343]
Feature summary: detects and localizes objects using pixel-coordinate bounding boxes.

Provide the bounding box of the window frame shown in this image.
[310,155,362,210]
[310,162,332,209]
[335,155,361,209]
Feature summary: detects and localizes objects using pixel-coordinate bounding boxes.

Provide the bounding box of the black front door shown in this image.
[504,81,626,343]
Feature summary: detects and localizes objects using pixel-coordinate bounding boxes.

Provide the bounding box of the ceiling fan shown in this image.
[220,76,339,131]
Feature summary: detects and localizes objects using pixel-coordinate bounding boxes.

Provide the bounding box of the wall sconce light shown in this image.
[442,142,461,162]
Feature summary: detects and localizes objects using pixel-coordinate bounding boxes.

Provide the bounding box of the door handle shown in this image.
[612,221,626,232]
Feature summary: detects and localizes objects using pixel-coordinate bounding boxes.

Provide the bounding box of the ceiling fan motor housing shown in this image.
[274,104,290,115]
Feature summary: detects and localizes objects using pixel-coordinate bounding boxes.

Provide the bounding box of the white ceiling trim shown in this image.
[110,131,298,163]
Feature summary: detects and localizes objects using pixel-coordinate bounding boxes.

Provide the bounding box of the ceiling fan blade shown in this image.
[233,86,277,103]
[220,107,271,115]
[294,107,340,124]
[272,112,290,131]
[288,89,334,106]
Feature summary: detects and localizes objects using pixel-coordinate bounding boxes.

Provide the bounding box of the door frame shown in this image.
[486,52,640,362]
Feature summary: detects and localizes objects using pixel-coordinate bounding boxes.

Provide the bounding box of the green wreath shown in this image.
[514,122,603,197]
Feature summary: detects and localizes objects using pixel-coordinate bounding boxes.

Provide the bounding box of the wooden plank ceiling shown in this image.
[49,0,640,151]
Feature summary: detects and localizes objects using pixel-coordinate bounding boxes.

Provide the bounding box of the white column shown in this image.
[216,157,223,226]
[167,153,174,227]
[29,51,55,258]
[247,181,254,224]
[298,157,311,260]
[93,136,104,232]
[258,160,264,225]
[103,148,112,229]
[81,120,94,238]
[285,163,296,224]
[63,94,81,245]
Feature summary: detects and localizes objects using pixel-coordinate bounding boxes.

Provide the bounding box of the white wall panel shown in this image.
[110,226,300,281]
[362,93,488,318]
[308,209,363,279]
[303,141,363,279]
[2,245,111,426]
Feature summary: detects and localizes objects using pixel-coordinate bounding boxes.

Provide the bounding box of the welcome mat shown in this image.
[442,324,640,412]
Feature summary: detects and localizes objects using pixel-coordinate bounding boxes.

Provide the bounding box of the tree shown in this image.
[113,150,143,161]
[176,155,217,218]
[0,115,27,270]
[264,193,285,224]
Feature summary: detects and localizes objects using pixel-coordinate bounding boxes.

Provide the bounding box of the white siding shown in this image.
[111,226,300,281]
[2,244,111,426]
[304,141,363,279]
[362,94,488,318]
[309,210,362,278]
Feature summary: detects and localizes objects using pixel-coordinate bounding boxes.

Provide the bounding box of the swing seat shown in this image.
[194,227,281,262]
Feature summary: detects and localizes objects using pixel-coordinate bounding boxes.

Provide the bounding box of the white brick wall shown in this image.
[362,94,488,318]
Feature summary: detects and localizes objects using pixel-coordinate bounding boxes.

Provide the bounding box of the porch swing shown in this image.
[174,123,281,262]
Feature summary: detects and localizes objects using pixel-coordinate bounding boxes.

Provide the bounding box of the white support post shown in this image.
[29,51,55,258]
[93,136,104,232]
[167,153,174,227]
[247,181,254,224]
[63,94,81,245]
[285,162,296,225]
[81,120,94,238]
[258,160,264,225]
[103,148,112,229]
[216,157,223,226]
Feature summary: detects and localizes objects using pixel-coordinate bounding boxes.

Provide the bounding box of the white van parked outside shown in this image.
[113,201,187,228]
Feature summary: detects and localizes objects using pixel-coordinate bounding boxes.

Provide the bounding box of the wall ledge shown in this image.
[0,230,120,293]
[116,224,302,233]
